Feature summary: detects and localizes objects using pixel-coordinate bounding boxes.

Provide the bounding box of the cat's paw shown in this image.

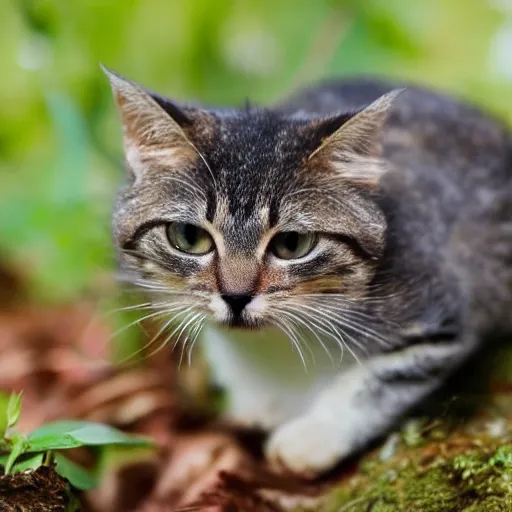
[265,415,354,478]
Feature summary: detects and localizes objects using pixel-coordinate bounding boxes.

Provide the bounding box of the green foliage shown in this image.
[8,453,45,474]
[0,392,23,440]
[6,392,22,431]
[53,452,98,490]
[490,445,512,468]
[0,392,152,491]
[4,434,28,474]
[27,420,152,452]
[0,395,9,439]
[453,445,512,494]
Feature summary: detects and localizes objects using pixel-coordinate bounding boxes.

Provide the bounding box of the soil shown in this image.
[0,466,79,512]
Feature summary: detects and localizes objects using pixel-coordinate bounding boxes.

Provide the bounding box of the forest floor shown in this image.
[1,261,512,511]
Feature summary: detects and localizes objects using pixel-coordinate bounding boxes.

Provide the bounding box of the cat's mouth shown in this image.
[218,316,266,331]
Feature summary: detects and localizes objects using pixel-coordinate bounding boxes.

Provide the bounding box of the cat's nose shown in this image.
[221,293,252,317]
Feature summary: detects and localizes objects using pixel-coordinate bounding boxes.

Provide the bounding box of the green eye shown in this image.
[270,232,317,260]
[166,223,214,255]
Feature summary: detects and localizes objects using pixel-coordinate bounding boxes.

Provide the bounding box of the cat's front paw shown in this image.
[265,415,355,478]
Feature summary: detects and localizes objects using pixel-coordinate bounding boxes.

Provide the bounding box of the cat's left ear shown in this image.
[101,65,211,179]
[308,89,404,186]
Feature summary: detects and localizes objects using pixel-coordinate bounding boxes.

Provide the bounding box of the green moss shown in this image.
[451,445,512,501]
[460,496,512,512]
[323,441,512,512]
[489,445,512,470]
[403,466,461,511]
[401,418,428,448]
[369,504,399,512]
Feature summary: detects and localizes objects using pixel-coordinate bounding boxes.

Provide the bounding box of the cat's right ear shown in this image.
[307,89,403,188]
[101,65,197,177]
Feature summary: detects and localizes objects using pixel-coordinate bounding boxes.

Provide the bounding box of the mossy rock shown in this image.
[321,428,512,511]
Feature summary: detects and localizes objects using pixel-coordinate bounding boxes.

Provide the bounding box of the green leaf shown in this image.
[27,420,152,453]
[29,420,94,438]
[53,453,98,490]
[1,452,46,475]
[0,393,10,438]
[11,453,44,474]
[4,435,28,474]
[7,392,22,429]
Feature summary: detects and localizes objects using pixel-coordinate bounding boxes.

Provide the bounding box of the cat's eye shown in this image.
[166,222,214,255]
[270,231,317,260]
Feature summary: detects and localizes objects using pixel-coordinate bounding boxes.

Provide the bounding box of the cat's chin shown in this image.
[216,318,268,331]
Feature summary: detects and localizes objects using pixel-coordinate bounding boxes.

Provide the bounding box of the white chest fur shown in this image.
[199,324,356,429]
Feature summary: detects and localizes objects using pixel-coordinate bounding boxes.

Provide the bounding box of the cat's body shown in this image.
[104,68,512,476]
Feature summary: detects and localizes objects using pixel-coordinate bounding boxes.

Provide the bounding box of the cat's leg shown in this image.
[266,337,474,477]
[220,363,308,430]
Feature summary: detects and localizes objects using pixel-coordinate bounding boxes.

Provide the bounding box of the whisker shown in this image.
[271,316,308,371]
[160,175,207,202]
[116,306,191,365]
[280,312,317,365]
[108,308,178,343]
[117,251,174,270]
[299,292,403,307]
[293,302,391,349]
[275,308,337,367]
[186,140,218,195]
[143,307,196,361]
[119,276,210,299]
[103,302,154,315]
[339,328,367,361]
[277,304,345,364]
[325,310,393,350]
[280,301,366,364]
[178,312,206,369]
[187,316,206,366]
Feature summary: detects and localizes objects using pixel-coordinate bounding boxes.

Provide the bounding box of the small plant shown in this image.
[0,391,152,490]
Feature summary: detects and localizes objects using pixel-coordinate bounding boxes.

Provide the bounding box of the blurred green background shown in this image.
[2,0,512,307]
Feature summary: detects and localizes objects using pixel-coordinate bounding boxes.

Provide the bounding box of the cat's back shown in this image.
[280,77,510,176]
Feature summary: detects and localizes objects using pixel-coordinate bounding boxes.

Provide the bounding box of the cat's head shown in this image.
[104,67,399,333]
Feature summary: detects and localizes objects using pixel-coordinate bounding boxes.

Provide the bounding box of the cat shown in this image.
[103,65,512,477]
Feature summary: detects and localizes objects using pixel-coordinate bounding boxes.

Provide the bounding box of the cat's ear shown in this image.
[308,89,403,187]
[101,65,197,176]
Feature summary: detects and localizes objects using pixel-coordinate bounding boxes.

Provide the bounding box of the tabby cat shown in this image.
[104,66,512,476]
